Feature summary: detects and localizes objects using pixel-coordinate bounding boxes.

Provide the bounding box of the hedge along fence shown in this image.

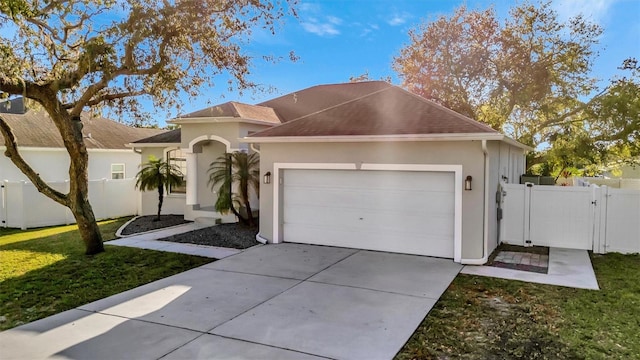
[1,178,139,229]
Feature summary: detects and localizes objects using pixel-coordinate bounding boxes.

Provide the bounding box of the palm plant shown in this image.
[135,156,184,221]
[208,151,260,227]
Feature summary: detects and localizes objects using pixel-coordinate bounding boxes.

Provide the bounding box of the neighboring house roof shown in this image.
[0,98,26,114]
[178,101,281,124]
[131,128,181,144]
[0,110,163,149]
[248,84,498,138]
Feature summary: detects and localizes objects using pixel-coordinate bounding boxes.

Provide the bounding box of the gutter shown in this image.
[461,139,490,265]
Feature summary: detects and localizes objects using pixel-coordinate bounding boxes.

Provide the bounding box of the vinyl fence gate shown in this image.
[500,182,640,254]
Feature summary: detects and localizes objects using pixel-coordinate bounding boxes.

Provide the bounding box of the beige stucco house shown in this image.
[130,81,530,264]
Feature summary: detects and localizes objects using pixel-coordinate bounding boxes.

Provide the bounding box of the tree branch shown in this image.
[0,116,68,206]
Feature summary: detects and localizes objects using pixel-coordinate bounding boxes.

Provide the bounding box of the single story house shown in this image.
[130,81,531,264]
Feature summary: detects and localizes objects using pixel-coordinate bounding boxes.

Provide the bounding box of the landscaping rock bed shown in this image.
[120,215,191,235]
[158,223,259,249]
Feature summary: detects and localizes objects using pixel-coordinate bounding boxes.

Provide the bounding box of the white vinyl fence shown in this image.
[1,178,139,229]
[500,183,640,254]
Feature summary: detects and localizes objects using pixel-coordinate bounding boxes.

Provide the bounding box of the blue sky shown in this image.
[159,0,640,125]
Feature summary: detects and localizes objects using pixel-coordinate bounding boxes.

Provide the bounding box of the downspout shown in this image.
[250,142,268,244]
[461,140,490,265]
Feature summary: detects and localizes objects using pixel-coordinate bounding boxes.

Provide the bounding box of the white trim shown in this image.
[127,143,180,148]
[272,162,463,263]
[189,135,231,152]
[241,133,532,151]
[243,133,502,143]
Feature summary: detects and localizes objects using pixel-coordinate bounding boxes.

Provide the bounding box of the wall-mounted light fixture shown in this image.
[263,171,271,184]
[465,175,473,191]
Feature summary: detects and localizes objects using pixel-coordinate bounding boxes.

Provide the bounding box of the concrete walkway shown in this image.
[0,244,463,360]
[461,248,600,290]
[107,223,241,259]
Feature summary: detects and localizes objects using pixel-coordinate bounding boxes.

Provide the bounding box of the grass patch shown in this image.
[0,218,212,330]
[396,253,640,360]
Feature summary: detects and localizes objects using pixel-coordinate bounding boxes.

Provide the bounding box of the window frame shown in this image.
[166,148,187,195]
[111,163,125,180]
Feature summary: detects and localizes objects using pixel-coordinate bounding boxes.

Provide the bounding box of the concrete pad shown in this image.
[309,250,462,298]
[0,309,199,360]
[163,334,327,360]
[160,242,241,259]
[212,281,436,360]
[461,248,599,290]
[79,268,298,332]
[204,243,357,280]
[118,239,174,250]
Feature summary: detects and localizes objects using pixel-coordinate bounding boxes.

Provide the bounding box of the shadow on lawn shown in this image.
[0,222,211,331]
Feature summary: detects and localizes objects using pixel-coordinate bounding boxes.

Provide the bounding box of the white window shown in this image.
[111,164,125,179]
[167,149,187,194]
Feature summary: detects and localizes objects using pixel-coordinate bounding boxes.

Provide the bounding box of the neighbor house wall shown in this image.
[257,141,487,260]
[139,147,186,216]
[0,148,141,182]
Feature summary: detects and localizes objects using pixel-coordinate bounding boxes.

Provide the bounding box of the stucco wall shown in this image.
[0,148,140,182]
[487,141,526,255]
[194,141,226,208]
[257,141,487,260]
[139,147,185,216]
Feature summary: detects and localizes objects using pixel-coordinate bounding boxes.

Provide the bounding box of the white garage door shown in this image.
[282,169,455,258]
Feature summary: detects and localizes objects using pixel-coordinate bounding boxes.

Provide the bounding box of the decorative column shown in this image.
[186,152,198,205]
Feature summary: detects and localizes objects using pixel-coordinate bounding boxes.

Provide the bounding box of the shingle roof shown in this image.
[258,81,393,123]
[0,111,163,149]
[248,84,498,138]
[179,101,280,124]
[132,128,181,144]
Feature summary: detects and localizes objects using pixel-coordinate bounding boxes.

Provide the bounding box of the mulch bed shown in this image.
[119,215,191,236]
[158,223,259,249]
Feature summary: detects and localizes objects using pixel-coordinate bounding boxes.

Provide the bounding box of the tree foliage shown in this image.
[208,151,259,227]
[393,1,639,171]
[135,156,183,221]
[0,0,292,254]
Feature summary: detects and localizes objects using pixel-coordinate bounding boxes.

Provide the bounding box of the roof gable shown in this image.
[179,101,280,124]
[249,85,498,138]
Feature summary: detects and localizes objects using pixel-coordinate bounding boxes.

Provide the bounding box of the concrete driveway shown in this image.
[0,243,462,360]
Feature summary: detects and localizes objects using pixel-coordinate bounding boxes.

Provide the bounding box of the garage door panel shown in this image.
[360,190,454,214]
[284,187,361,208]
[284,223,454,257]
[282,169,455,258]
[284,205,454,238]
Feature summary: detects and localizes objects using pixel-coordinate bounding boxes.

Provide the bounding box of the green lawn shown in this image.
[0,218,212,331]
[396,253,640,360]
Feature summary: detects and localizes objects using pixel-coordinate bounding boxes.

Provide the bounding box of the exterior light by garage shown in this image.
[263,171,271,184]
[465,175,472,191]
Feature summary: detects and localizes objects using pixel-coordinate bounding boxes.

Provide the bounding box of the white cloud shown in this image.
[553,0,617,24]
[387,12,411,26]
[327,15,343,25]
[298,2,342,37]
[301,22,340,36]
